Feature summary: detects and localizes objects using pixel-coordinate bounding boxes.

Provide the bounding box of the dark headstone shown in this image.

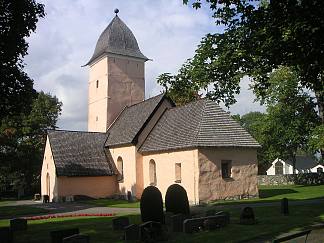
[281,198,289,215]
[215,211,230,224]
[112,216,130,230]
[205,209,216,217]
[127,191,133,202]
[239,207,256,225]
[164,212,174,226]
[140,186,164,224]
[170,214,189,232]
[50,228,79,243]
[0,227,13,243]
[43,194,50,203]
[183,218,204,233]
[62,234,89,243]
[124,224,140,241]
[204,215,229,230]
[139,221,163,242]
[10,218,27,231]
[203,218,218,231]
[34,193,41,200]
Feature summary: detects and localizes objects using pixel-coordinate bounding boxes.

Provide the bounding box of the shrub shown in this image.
[165,184,190,215]
[140,186,164,223]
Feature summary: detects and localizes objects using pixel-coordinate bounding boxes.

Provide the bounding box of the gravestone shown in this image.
[62,234,89,243]
[127,191,133,202]
[43,195,50,203]
[34,193,41,200]
[205,209,216,217]
[170,214,188,232]
[112,216,130,230]
[281,198,289,215]
[203,218,218,231]
[215,211,230,224]
[124,224,140,241]
[139,221,163,242]
[239,207,256,225]
[164,212,174,226]
[0,227,13,243]
[50,228,79,243]
[10,218,27,231]
[183,218,204,233]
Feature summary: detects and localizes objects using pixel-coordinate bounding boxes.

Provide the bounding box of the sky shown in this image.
[24,0,265,131]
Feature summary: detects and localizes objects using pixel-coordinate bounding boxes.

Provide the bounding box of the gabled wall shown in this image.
[109,145,138,198]
[142,149,199,204]
[40,136,58,202]
[198,147,258,202]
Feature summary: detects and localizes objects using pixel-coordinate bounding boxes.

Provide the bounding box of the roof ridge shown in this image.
[47,129,107,134]
[127,93,165,108]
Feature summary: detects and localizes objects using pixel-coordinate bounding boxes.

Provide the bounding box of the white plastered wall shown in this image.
[40,136,58,202]
[109,145,137,198]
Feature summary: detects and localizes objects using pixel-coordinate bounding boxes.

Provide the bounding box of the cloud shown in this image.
[24,0,263,131]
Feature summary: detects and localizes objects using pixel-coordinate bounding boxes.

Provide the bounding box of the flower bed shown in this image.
[24,213,116,220]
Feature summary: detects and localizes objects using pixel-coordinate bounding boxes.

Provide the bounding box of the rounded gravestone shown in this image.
[140,186,164,223]
[239,207,256,225]
[165,184,190,215]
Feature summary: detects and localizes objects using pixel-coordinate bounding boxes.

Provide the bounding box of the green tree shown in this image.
[0,0,45,120]
[160,0,324,122]
[232,112,268,173]
[258,68,319,173]
[0,92,62,196]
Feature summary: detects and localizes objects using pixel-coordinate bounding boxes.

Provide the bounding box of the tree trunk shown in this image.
[314,88,324,159]
[292,155,296,174]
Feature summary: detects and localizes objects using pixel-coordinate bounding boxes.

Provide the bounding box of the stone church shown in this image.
[41,11,260,204]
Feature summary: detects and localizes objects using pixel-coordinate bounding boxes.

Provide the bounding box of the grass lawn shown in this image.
[0,205,49,219]
[84,199,140,208]
[82,185,324,208]
[212,184,324,206]
[0,204,323,242]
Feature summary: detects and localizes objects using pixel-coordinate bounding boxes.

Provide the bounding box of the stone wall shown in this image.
[258,173,324,185]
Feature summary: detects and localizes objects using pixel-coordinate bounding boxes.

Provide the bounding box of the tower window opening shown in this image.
[96,80,99,88]
[96,116,98,121]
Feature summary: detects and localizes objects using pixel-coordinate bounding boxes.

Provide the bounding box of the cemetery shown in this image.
[0,184,324,242]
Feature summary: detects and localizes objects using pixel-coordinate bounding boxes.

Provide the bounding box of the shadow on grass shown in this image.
[2,204,324,243]
[5,215,140,243]
[84,199,140,208]
[259,189,298,198]
[0,205,49,219]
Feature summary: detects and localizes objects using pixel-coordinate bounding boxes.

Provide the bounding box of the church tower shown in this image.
[86,9,148,132]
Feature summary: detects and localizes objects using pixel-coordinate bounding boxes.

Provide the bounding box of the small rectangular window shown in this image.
[96,80,99,88]
[175,163,181,183]
[96,116,98,121]
[221,160,232,179]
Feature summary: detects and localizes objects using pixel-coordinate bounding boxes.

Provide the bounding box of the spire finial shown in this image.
[114,9,119,15]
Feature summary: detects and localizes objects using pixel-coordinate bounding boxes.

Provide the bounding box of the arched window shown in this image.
[149,159,157,186]
[317,167,323,173]
[275,161,284,175]
[46,173,50,198]
[96,80,99,88]
[117,157,123,182]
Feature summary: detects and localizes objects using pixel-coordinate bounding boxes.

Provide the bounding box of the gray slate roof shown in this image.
[48,130,115,176]
[106,94,165,147]
[86,15,148,65]
[286,155,318,170]
[140,99,261,153]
